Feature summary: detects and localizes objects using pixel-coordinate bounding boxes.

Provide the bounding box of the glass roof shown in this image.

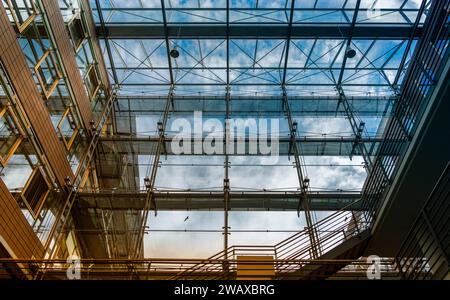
[90,0,427,97]
[90,0,428,196]
[91,0,426,24]
[80,0,433,259]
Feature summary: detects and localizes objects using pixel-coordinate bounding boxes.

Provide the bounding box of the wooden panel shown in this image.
[81,0,112,97]
[0,3,74,187]
[41,0,94,130]
[0,178,44,259]
[236,256,275,280]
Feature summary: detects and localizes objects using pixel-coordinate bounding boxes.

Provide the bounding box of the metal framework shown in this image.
[78,0,433,262]
[4,0,450,282]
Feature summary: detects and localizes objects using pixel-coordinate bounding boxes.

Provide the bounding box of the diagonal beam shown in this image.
[281,0,320,258]
[94,0,118,85]
[160,0,174,85]
[335,0,374,172]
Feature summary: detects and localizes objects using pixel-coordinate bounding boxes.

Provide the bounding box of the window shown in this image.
[20,167,50,219]
[57,107,79,151]
[85,64,100,99]
[3,0,38,33]
[0,105,24,166]
[34,49,61,99]
[68,15,86,52]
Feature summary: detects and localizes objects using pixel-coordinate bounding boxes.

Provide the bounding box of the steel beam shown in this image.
[114,95,394,117]
[97,24,423,39]
[76,190,362,211]
[97,135,401,157]
[94,0,118,85]
[335,0,374,173]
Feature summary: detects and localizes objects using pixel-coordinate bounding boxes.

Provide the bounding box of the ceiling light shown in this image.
[170,49,179,58]
[346,48,356,58]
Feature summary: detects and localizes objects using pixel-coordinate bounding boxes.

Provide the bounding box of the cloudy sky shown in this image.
[93,0,424,258]
[0,0,426,259]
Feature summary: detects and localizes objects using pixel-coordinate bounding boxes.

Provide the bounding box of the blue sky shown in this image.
[87,0,428,258]
[0,0,427,259]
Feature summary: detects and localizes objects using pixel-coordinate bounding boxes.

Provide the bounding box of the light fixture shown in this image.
[346,48,356,58]
[170,48,179,58]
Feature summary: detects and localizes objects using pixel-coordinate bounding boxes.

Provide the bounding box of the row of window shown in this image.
[0,0,103,220]
[0,62,51,219]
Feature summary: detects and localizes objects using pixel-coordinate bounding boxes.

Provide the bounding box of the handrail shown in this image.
[171,198,367,279]
[395,162,450,279]
[0,258,400,280]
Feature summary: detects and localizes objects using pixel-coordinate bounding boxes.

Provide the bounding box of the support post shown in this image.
[132,85,174,259]
[282,87,320,259]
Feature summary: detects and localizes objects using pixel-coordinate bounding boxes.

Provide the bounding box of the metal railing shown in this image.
[0,258,400,280]
[171,199,369,279]
[395,162,450,280]
[360,0,450,223]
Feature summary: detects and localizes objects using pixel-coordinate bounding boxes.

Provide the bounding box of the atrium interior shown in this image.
[0,0,449,280]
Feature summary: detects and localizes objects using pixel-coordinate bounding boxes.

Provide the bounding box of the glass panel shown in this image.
[85,64,100,99]
[34,50,61,99]
[57,107,80,151]
[145,211,223,258]
[68,16,86,51]
[20,167,50,218]
[229,156,298,191]
[0,105,24,166]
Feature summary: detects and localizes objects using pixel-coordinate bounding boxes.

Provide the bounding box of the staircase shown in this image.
[171,199,371,280]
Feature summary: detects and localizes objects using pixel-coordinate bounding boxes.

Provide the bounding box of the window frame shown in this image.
[85,64,100,100]
[67,13,87,52]
[20,167,50,220]
[4,0,38,33]
[34,49,61,100]
[57,106,80,151]
[0,104,25,166]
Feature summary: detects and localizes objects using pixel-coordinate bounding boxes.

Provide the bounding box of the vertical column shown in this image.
[223,1,231,274]
[133,86,173,258]
[282,87,320,258]
[223,87,230,274]
[0,4,74,187]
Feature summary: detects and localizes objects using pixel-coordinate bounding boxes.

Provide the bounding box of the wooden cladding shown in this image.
[41,0,94,131]
[0,178,44,259]
[0,3,74,187]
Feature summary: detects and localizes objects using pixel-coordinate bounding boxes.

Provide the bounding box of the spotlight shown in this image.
[346,48,356,58]
[170,49,179,58]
